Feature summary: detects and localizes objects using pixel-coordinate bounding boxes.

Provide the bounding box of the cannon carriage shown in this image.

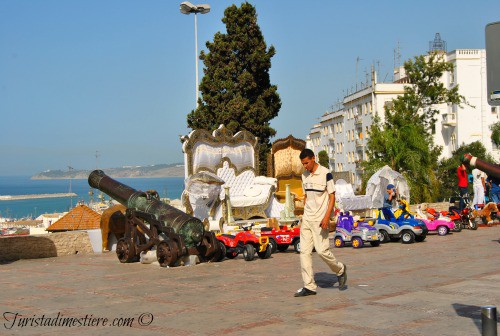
[88,170,223,267]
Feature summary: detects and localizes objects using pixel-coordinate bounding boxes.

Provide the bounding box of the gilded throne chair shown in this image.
[267,135,306,216]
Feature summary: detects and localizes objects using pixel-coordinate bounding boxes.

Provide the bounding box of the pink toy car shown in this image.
[416,204,455,236]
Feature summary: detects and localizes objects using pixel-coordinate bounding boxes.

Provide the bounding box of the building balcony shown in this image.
[354,116,363,126]
[355,139,364,148]
[442,112,457,126]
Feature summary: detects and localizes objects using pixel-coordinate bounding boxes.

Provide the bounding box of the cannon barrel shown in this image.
[88,170,204,248]
[463,153,500,180]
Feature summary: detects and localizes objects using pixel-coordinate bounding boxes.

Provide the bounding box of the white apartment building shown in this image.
[307,48,500,192]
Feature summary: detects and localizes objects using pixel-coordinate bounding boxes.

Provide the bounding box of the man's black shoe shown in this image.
[338,264,347,291]
[294,287,317,297]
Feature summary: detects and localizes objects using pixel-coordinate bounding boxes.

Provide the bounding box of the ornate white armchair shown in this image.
[181,125,282,223]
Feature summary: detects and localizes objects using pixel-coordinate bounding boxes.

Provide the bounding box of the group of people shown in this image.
[457,162,500,210]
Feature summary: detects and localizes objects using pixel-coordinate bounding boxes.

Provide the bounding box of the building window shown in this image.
[451,133,457,152]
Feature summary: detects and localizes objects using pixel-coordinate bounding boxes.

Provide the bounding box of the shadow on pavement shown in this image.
[451,303,498,334]
[315,272,337,288]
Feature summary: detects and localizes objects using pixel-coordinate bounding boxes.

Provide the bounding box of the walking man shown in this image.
[294,148,347,297]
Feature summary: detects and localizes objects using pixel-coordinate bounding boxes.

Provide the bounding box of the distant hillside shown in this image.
[32,163,185,180]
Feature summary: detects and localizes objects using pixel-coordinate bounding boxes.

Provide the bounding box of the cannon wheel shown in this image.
[209,242,226,262]
[157,241,179,267]
[116,238,137,263]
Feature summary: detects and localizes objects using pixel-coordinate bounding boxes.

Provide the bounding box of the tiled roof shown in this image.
[47,204,101,231]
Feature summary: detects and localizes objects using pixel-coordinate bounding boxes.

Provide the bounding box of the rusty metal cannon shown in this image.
[462,153,500,179]
[88,170,223,266]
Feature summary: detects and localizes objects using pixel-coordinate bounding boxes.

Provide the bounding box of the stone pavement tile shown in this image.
[434,279,500,301]
[311,304,437,335]
[217,319,380,336]
[371,290,495,334]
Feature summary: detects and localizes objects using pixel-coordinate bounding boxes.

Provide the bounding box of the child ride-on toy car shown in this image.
[414,203,455,236]
[216,224,271,261]
[260,221,300,253]
[374,206,428,244]
[333,212,380,248]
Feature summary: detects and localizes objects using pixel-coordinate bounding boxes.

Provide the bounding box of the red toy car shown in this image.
[216,225,271,261]
[260,222,300,253]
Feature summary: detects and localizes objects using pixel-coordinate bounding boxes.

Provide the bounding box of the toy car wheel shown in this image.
[257,244,272,259]
[401,230,415,244]
[379,230,390,243]
[334,237,344,248]
[468,219,478,230]
[226,251,238,259]
[293,239,300,253]
[268,238,277,254]
[370,241,380,247]
[277,244,290,252]
[415,234,426,242]
[452,220,462,232]
[352,237,364,248]
[437,225,448,236]
[243,244,256,261]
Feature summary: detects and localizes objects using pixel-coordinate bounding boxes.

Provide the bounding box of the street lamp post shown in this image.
[180,2,210,109]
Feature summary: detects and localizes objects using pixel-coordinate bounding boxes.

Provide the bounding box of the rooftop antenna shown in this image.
[375,60,381,82]
[356,56,363,91]
[393,41,401,69]
[429,33,447,53]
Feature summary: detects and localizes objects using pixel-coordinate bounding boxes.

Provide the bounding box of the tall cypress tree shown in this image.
[187,2,281,174]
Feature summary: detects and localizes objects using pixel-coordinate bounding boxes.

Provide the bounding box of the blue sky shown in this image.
[1,0,499,176]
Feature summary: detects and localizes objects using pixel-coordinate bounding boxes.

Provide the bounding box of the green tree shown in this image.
[363,52,466,203]
[318,150,329,169]
[490,121,500,147]
[187,2,281,174]
[436,141,496,200]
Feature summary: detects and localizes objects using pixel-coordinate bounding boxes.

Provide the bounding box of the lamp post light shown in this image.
[180,1,210,108]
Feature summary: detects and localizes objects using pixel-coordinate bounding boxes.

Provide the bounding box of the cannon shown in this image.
[88,170,223,266]
[462,153,500,179]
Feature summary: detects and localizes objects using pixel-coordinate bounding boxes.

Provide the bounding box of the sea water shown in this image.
[0,176,185,219]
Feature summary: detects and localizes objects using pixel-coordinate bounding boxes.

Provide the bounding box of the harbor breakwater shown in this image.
[0,193,77,201]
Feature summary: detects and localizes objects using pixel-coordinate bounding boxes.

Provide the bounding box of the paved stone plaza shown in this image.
[1,226,499,335]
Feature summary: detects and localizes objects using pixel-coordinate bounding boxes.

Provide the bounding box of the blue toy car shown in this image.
[374,207,428,244]
[333,212,380,248]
